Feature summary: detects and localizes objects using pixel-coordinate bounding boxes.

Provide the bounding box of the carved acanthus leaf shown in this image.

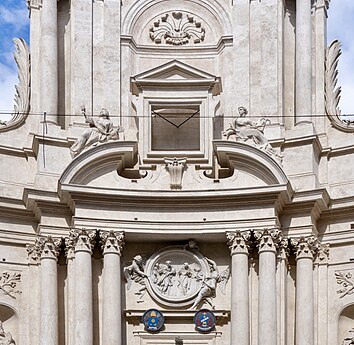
[165,157,187,189]
[100,230,125,255]
[0,38,31,132]
[254,228,282,253]
[68,228,96,253]
[0,271,22,299]
[325,40,354,131]
[226,230,251,255]
[290,236,318,259]
[37,235,62,259]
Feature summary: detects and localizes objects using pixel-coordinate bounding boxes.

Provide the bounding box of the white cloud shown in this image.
[0,5,29,33]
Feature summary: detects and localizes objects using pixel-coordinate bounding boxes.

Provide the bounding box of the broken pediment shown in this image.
[131,60,222,95]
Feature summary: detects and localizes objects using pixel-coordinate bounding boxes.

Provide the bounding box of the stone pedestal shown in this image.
[100,231,125,345]
[227,231,251,345]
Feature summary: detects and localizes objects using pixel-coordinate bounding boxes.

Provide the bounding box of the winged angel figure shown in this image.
[191,257,230,309]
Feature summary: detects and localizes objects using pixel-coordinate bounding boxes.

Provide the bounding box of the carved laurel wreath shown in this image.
[149,12,205,46]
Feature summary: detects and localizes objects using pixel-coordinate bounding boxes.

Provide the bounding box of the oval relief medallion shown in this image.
[145,246,209,307]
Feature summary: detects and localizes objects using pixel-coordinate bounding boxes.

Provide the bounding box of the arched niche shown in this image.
[122,0,232,46]
[339,304,354,344]
[0,304,18,343]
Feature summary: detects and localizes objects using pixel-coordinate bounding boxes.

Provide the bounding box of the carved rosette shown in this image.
[254,228,282,253]
[99,230,125,255]
[226,230,251,255]
[149,12,206,46]
[291,236,318,260]
[67,229,96,254]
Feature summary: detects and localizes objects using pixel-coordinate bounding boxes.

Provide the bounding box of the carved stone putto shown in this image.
[164,157,187,189]
[0,271,22,299]
[149,12,205,45]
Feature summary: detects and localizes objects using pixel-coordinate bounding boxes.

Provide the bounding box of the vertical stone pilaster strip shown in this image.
[291,236,317,345]
[255,229,282,345]
[40,0,58,123]
[100,231,125,345]
[38,236,62,345]
[227,230,251,345]
[71,229,96,345]
[296,0,312,123]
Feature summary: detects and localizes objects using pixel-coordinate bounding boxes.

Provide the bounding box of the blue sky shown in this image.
[0,0,353,118]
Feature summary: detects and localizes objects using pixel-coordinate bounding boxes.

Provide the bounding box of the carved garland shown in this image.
[325,40,354,132]
[0,38,31,132]
[149,12,205,46]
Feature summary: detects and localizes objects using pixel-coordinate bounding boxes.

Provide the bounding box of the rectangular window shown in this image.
[151,104,200,151]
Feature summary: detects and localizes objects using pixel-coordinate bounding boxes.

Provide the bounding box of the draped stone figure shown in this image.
[70,107,123,158]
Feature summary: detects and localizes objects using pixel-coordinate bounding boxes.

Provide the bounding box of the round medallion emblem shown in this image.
[145,246,209,307]
[194,309,216,332]
[142,309,164,332]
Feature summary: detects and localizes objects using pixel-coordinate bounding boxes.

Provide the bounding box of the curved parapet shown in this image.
[213,140,289,186]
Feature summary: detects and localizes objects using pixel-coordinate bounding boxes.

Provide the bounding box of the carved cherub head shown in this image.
[133,255,143,263]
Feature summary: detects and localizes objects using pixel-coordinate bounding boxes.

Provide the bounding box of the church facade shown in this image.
[1,0,354,344]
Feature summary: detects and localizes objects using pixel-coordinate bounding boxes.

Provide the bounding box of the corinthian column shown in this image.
[69,229,96,345]
[41,0,58,124]
[100,231,125,345]
[291,236,317,345]
[255,229,282,345]
[226,230,251,345]
[296,0,312,123]
[38,236,62,345]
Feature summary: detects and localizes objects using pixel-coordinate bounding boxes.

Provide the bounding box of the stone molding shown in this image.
[100,230,125,255]
[291,236,318,260]
[254,228,283,253]
[67,228,97,254]
[226,230,251,255]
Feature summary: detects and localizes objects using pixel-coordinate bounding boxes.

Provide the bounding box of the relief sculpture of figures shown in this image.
[123,255,148,303]
[191,257,230,309]
[0,321,15,345]
[70,106,124,158]
[343,328,354,345]
[222,106,283,163]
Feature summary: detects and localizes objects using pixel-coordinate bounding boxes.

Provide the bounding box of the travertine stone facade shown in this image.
[0,0,354,344]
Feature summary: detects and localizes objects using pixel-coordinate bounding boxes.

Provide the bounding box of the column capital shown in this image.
[67,228,97,254]
[226,230,251,255]
[26,243,41,265]
[315,243,330,265]
[100,230,125,255]
[254,228,282,253]
[38,235,62,260]
[291,236,317,260]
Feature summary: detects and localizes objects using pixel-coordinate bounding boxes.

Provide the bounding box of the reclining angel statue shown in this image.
[70,106,123,158]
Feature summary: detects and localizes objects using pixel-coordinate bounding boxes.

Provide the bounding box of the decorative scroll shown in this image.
[325,40,354,131]
[149,12,205,45]
[0,38,31,132]
[0,271,22,299]
[336,271,354,298]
